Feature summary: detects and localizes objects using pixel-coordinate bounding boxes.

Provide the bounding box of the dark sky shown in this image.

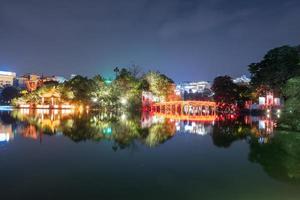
[0,0,299,82]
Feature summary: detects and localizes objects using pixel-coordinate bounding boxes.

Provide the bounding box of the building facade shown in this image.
[175,81,213,100]
[0,71,16,87]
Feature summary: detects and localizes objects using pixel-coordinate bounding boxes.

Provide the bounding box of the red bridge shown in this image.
[149,100,217,121]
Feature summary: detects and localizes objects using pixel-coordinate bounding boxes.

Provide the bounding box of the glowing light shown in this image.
[36,105,50,109]
[121,114,127,121]
[20,104,30,108]
[277,109,281,113]
[61,104,74,109]
[120,97,127,105]
[103,127,112,135]
[267,109,270,113]
[0,133,10,142]
[0,106,13,111]
[92,97,98,102]
[0,71,16,76]
[104,79,112,84]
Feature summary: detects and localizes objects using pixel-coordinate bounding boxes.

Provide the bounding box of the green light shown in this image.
[103,127,112,135]
[104,79,112,84]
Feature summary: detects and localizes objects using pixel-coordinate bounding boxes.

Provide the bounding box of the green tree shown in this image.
[249,45,300,93]
[279,76,300,131]
[63,75,96,104]
[144,71,175,101]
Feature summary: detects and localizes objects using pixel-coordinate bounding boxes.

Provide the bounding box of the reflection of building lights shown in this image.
[0,106,13,111]
[20,104,30,108]
[37,109,49,115]
[61,104,75,109]
[0,133,10,142]
[267,114,270,118]
[20,108,30,115]
[36,105,50,109]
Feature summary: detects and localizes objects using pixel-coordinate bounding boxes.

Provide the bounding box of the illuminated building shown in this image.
[176,81,211,94]
[232,75,250,85]
[16,74,42,91]
[176,81,213,100]
[0,71,16,87]
[258,92,281,107]
[16,74,67,91]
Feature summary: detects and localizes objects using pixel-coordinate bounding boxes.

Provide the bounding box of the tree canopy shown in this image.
[249,45,300,93]
[0,86,20,104]
[279,76,300,131]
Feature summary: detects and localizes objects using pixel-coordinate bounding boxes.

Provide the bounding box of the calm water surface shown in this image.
[0,110,299,200]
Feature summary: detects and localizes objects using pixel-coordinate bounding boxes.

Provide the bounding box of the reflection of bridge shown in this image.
[150,101,216,121]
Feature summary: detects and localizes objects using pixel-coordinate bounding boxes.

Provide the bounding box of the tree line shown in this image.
[7,67,176,112]
[211,45,300,122]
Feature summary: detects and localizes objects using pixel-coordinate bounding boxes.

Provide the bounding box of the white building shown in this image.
[233,75,251,85]
[175,81,213,100]
[0,71,16,87]
[176,81,211,95]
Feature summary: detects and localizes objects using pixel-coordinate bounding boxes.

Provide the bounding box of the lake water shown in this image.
[0,110,299,200]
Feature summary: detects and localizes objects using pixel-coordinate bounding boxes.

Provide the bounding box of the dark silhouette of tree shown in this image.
[114,67,120,77]
[249,45,300,93]
[212,76,238,104]
[1,86,20,104]
[279,76,300,131]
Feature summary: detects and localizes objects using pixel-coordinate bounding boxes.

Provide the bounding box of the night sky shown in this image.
[0,0,299,82]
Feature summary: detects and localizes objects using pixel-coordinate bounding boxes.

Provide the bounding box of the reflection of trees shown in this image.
[143,119,176,147]
[212,118,249,148]
[10,110,176,150]
[0,111,17,124]
[248,130,300,184]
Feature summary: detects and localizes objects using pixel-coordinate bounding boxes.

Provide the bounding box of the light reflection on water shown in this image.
[0,109,278,146]
[1,109,300,199]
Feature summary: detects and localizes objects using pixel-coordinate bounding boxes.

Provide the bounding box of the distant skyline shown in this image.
[0,0,299,82]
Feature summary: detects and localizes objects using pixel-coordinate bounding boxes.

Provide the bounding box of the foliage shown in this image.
[143,71,176,101]
[212,76,253,111]
[0,86,20,104]
[249,130,300,184]
[63,75,96,104]
[212,76,238,104]
[12,67,175,114]
[279,76,300,131]
[249,45,300,93]
[212,118,249,148]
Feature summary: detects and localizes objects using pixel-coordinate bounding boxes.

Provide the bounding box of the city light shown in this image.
[120,97,127,105]
[92,97,98,102]
[121,113,127,121]
[0,71,16,76]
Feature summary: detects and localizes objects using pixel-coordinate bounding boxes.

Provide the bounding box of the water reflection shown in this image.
[1,109,300,185]
[1,110,280,146]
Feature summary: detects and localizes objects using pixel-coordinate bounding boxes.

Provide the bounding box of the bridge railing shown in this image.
[151,100,216,117]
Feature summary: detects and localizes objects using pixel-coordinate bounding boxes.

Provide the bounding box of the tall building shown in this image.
[0,71,16,87]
